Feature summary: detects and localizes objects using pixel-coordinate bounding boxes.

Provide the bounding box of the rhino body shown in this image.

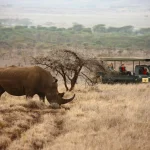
[0,66,74,106]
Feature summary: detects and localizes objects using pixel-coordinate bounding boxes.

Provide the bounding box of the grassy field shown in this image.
[0,83,150,150]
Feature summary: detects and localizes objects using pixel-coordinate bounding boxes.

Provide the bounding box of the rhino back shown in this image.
[0,66,53,95]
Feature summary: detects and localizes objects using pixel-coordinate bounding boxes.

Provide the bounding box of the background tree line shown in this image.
[0,23,150,52]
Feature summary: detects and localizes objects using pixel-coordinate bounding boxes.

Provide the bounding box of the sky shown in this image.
[0,0,150,28]
[0,0,150,8]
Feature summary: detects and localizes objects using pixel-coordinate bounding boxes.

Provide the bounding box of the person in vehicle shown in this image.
[108,63,115,71]
[119,64,131,75]
[120,64,126,72]
[142,67,148,75]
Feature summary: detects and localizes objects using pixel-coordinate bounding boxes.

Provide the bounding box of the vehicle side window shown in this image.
[139,67,143,75]
[139,67,149,75]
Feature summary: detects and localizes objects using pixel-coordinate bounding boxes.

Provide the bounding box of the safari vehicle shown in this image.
[98,57,150,84]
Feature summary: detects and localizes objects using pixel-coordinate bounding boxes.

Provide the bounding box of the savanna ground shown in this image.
[0,83,150,150]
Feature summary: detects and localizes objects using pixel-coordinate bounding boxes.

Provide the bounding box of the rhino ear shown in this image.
[53,77,58,83]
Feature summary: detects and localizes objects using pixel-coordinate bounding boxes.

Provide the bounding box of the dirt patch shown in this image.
[0,98,68,150]
[0,107,42,150]
[0,100,53,150]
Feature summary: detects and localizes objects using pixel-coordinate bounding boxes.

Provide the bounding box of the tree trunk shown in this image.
[69,66,82,91]
[64,80,69,91]
[62,75,69,91]
[69,78,77,91]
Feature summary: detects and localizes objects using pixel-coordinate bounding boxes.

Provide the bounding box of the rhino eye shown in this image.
[54,79,58,83]
[53,77,58,83]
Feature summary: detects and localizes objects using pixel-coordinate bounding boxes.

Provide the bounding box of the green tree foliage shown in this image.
[107,27,119,32]
[0,23,2,28]
[107,25,134,33]
[119,26,134,33]
[0,24,150,50]
[71,23,84,32]
[93,24,106,33]
[138,28,150,34]
[83,28,92,33]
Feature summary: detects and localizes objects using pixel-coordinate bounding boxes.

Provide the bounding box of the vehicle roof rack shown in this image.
[100,57,150,61]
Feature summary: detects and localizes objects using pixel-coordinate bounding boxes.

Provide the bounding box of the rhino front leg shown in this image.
[38,93,45,103]
[0,86,5,99]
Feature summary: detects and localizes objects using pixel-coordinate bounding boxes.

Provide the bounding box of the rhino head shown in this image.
[46,79,75,108]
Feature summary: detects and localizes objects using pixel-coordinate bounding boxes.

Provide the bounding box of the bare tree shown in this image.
[32,49,107,90]
[32,49,85,91]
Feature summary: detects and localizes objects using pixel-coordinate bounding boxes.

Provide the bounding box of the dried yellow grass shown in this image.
[0,83,150,150]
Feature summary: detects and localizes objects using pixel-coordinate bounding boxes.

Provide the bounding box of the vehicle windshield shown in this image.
[139,66,150,75]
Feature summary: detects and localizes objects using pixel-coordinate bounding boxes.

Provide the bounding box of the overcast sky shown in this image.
[0,0,150,28]
[0,0,150,8]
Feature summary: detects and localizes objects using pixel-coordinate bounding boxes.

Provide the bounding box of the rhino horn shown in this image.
[59,94,75,104]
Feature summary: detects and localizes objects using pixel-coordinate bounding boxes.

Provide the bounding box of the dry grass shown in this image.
[0,83,150,150]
